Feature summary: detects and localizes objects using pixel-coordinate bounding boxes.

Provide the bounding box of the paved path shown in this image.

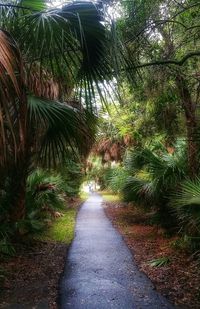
[60,194,175,309]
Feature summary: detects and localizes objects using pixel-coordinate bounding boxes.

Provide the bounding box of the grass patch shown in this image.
[79,191,89,201]
[39,208,77,244]
[100,191,121,202]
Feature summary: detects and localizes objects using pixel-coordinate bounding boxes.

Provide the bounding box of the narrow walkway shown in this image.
[60,194,174,309]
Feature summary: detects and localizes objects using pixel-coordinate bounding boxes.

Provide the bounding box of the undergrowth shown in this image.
[100,191,121,202]
[38,208,77,244]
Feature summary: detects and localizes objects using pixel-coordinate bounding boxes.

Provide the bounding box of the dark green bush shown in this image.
[170,178,200,250]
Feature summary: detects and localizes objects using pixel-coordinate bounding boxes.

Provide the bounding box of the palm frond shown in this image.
[0,29,24,165]
[124,148,164,174]
[148,257,171,267]
[122,175,153,204]
[27,96,95,166]
[26,169,64,212]
[108,166,129,193]
[27,65,60,100]
[171,178,200,235]
[20,0,47,11]
[16,1,111,109]
[0,30,22,96]
[1,1,115,112]
[122,143,187,210]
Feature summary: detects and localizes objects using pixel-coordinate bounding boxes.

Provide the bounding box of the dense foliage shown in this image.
[0,0,111,249]
[1,0,200,258]
[85,0,200,254]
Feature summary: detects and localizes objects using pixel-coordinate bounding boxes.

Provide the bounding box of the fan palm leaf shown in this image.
[125,148,163,174]
[19,0,47,11]
[28,95,95,166]
[122,142,187,207]
[1,1,111,107]
[122,175,153,205]
[0,1,110,167]
[26,168,64,213]
[171,178,200,235]
[0,0,113,224]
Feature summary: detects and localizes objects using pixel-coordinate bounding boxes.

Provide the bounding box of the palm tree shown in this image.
[0,0,111,223]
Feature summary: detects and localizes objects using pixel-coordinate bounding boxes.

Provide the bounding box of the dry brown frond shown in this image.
[97,138,112,153]
[27,65,59,100]
[104,150,111,162]
[110,142,121,161]
[0,30,23,98]
[167,146,175,154]
[0,30,24,165]
[123,134,133,146]
[92,138,125,163]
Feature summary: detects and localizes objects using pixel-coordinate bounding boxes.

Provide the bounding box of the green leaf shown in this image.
[27,95,93,165]
[148,257,171,267]
[20,0,46,11]
[0,239,15,256]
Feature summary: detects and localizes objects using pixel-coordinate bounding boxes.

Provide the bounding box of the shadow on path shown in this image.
[60,193,175,309]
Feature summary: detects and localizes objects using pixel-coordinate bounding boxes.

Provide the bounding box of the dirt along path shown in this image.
[60,193,175,309]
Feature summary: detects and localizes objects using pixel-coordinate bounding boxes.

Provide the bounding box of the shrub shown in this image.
[108,166,129,193]
[18,169,65,235]
[171,178,200,240]
[120,142,187,228]
[58,159,84,196]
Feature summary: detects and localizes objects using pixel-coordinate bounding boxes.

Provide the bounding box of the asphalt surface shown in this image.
[60,194,175,309]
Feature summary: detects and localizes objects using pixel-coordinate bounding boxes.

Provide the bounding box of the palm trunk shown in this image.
[9,165,27,222]
[9,89,29,223]
[176,74,199,178]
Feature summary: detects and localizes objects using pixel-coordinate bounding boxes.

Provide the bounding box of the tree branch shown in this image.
[127,51,200,70]
[125,19,200,44]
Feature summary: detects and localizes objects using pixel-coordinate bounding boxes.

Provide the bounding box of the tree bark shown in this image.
[156,26,199,178]
[175,74,199,178]
[9,88,30,223]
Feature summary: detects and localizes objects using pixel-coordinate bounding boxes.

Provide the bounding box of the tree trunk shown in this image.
[9,171,26,222]
[8,160,28,223]
[176,74,199,178]
[9,89,30,223]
